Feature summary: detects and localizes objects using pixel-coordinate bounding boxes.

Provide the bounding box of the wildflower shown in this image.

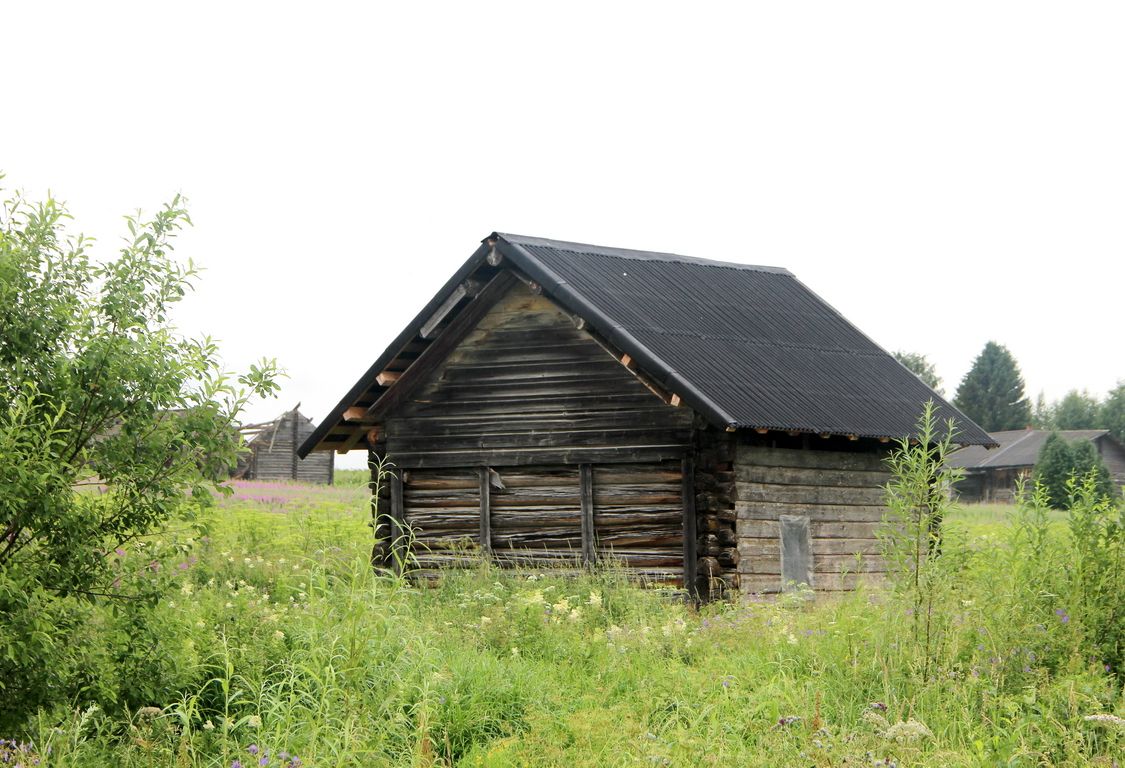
[1054,608,1070,624]
[862,710,890,730]
[115,548,126,557]
[232,761,243,768]
[510,647,520,657]
[196,620,206,628]
[480,616,492,626]
[568,608,582,622]
[246,715,262,728]
[882,719,933,743]
[225,602,234,609]
[777,715,801,727]
[1083,713,1125,729]
[273,630,285,641]
[181,582,194,596]
[587,591,602,607]
[203,719,215,730]
[248,745,259,755]
[869,701,888,712]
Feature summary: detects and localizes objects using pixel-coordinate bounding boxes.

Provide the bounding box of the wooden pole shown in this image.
[580,463,595,565]
[478,466,492,556]
[681,455,698,600]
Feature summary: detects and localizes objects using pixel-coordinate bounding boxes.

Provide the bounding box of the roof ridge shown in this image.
[495,232,792,275]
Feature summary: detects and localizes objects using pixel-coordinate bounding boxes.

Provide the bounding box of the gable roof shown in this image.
[948,429,1111,470]
[300,233,994,456]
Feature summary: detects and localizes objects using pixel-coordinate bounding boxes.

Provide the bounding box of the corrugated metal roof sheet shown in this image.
[948,429,1110,469]
[300,232,996,456]
[498,233,994,445]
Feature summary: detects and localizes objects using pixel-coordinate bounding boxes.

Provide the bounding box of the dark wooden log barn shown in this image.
[299,234,992,596]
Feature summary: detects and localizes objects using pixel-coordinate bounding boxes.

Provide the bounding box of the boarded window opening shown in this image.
[779,514,812,590]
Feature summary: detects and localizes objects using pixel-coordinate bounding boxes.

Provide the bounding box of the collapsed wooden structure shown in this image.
[237,406,334,484]
[299,233,992,595]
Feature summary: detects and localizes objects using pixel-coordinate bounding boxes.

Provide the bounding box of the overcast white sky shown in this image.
[3,2,1122,468]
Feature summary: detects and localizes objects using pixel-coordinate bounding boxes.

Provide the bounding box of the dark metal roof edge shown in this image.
[495,235,741,430]
[496,232,792,275]
[781,271,996,447]
[297,240,494,457]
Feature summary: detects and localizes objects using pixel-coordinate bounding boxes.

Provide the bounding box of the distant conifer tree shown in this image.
[953,341,1031,431]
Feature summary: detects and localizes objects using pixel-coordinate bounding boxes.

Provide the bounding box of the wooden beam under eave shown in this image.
[375,370,401,387]
[343,406,367,422]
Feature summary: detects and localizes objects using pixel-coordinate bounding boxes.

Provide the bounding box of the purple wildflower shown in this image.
[247,745,259,755]
[869,701,888,712]
[231,761,243,768]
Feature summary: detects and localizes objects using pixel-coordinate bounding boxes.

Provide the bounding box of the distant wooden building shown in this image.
[237,406,334,484]
[299,233,992,595]
[949,429,1125,503]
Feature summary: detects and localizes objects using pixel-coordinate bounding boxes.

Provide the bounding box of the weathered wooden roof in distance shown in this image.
[948,429,1113,469]
[299,233,995,456]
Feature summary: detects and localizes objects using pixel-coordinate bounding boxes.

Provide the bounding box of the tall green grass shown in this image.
[10,483,1124,767]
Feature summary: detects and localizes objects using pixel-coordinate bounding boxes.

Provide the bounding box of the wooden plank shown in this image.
[389,444,688,470]
[734,464,892,489]
[682,455,698,598]
[736,482,885,507]
[737,445,889,472]
[420,282,469,340]
[735,502,887,523]
[375,371,401,386]
[479,466,491,556]
[580,463,595,565]
[738,519,880,540]
[738,537,884,558]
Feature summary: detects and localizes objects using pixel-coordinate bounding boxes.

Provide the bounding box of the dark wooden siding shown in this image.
[1096,435,1125,486]
[384,285,693,582]
[593,461,683,583]
[735,444,891,594]
[402,468,480,571]
[384,287,693,468]
[246,411,333,484]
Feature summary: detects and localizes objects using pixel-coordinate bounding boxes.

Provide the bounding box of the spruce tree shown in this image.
[1034,431,1074,509]
[953,341,1032,431]
[1070,440,1116,502]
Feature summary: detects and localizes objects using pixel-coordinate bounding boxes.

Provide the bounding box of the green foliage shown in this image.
[14,482,1124,767]
[1035,432,1116,509]
[893,350,943,394]
[1054,389,1104,430]
[1036,431,1076,509]
[880,401,965,681]
[0,185,280,730]
[1102,382,1125,443]
[953,341,1032,431]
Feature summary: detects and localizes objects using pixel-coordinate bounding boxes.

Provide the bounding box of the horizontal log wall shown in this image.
[593,461,683,584]
[735,444,892,594]
[401,468,481,573]
[246,412,334,484]
[489,466,583,568]
[382,284,694,584]
[384,287,693,469]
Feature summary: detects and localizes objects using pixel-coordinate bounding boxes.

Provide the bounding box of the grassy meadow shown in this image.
[10,476,1123,767]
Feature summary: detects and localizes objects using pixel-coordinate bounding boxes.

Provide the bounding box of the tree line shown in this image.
[895,343,1124,441]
